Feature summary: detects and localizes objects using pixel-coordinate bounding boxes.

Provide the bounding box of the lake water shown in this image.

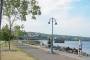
[0,41,4,44]
[38,40,90,54]
[0,41,2,43]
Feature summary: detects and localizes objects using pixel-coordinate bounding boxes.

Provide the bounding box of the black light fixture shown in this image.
[48,21,50,24]
[55,22,57,25]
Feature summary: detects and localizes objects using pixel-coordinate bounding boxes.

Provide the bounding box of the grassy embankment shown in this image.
[1,41,38,60]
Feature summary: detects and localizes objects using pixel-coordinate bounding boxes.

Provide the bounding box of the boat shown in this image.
[54,37,64,43]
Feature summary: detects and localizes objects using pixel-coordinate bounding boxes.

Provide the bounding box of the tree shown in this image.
[3,0,41,50]
[1,24,9,46]
[19,24,26,40]
[19,30,26,40]
[14,25,20,37]
[14,25,26,40]
[0,0,3,33]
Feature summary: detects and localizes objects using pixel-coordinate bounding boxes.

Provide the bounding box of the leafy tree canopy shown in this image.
[1,24,9,41]
[3,0,41,21]
[14,25,26,40]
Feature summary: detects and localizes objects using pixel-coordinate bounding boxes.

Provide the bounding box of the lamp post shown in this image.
[48,17,57,53]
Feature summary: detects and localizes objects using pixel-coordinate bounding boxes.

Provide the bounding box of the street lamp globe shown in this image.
[48,21,50,24]
[55,22,57,25]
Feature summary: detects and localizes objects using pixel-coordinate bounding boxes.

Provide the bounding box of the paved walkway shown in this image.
[13,41,89,60]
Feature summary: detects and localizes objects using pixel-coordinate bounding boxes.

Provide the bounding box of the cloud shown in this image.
[55,16,90,37]
[13,15,45,31]
[37,0,80,16]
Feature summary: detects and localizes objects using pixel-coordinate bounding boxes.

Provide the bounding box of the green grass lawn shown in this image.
[1,41,38,60]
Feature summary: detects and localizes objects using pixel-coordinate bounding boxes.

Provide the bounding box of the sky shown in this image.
[2,0,90,37]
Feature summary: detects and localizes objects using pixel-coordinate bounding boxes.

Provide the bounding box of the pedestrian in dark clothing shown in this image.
[47,38,51,48]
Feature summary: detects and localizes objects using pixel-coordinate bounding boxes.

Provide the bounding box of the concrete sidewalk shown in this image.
[13,41,89,60]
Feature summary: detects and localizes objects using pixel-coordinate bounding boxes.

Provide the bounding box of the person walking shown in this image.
[47,38,51,48]
[40,41,43,46]
[78,40,82,56]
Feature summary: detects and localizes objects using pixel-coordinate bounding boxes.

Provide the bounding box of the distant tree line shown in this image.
[24,32,90,41]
